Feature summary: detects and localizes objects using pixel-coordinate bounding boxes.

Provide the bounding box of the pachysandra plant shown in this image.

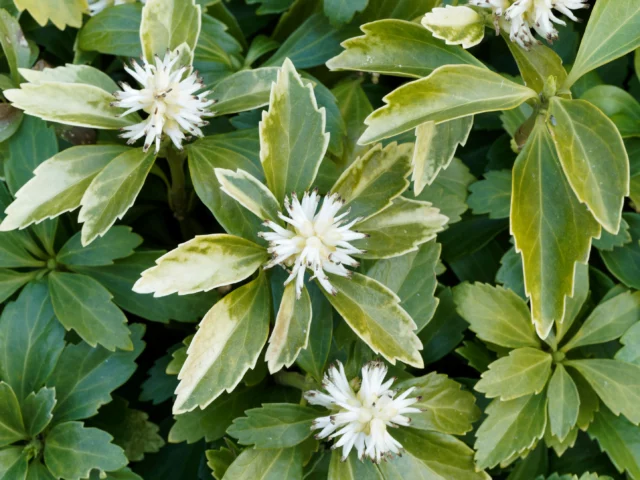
[133,57,449,414]
[454,272,640,474]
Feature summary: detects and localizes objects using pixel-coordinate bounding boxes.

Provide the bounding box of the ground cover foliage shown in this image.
[0,0,639,478]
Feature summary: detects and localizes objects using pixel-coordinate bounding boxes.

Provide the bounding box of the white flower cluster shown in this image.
[112,50,213,153]
[471,0,589,49]
[305,361,420,463]
[260,191,366,299]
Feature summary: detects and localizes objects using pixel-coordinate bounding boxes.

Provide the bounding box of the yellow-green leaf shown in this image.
[323,272,423,367]
[14,0,88,29]
[260,58,329,203]
[140,0,201,61]
[134,234,268,297]
[547,364,580,442]
[215,168,281,224]
[173,273,271,413]
[476,348,552,401]
[548,97,629,234]
[359,65,536,144]
[327,19,483,78]
[265,283,313,374]
[505,37,568,94]
[511,118,600,339]
[412,116,473,195]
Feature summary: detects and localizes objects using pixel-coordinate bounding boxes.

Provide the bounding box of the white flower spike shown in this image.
[471,0,588,49]
[259,191,367,299]
[88,0,142,16]
[112,49,214,153]
[305,361,420,463]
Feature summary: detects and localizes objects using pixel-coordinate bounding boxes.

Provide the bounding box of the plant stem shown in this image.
[167,148,188,222]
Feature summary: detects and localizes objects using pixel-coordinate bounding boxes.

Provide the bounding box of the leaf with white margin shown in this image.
[326,19,483,79]
[0,145,130,232]
[412,117,473,194]
[421,6,485,50]
[134,234,268,297]
[215,168,281,224]
[359,65,536,145]
[174,273,271,413]
[79,148,155,246]
[548,97,629,235]
[140,0,201,61]
[331,142,413,221]
[13,0,87,29]
[322,272,423,368]
[353,197,448,259]
[265,282,313,374]
[260,58,329,203]
[211,67,280,116]
[19,64,120,92]
[511,118,600,339]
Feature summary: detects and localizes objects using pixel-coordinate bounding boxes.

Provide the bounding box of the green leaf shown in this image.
[0,382,26,447]
[359,65,536,145]
[0,104,22,144]
[48,271,131,351]
[566,359,640,425]
[332,78,372,166]
[505,39,568,94]
[266,283,312,374]
[0,145,130,231]
[324,0,368,26]
[0,282,64,401]
[188,130,265,244]
[5,114,58,196]
[260,58,329,203]
[616,322,640,365]
[308,77,346,159]
[0,9,30,85]
[582,85,640,139]
[328,450,382,479]
[476,348,552,401]
[78,147,155,246]
[90,397,164,462]
[419,288,468,365]
[21,387,55,437]
[222,447,302,480]
[593,217,632,251]
[139,0,201,61]
[73,251,219,324]
[384,429,490,480]
[133,234,267,297]
[44,422,127,480]
[5,81,138,130]
[600,213,640,289]
[295,282,332,382]
[173,273,271,413]
[396,372,480,435]
[475,393,548,470]
[421,5,485,50]
[468,169,512,220]
[412,116,473,195]
[169,385,261,444]
[265,13,347,69]
[13,0,86,29]
[562,291,640,351]
[453,283,540,349]
[57,226,141,267]
[2,450,27,480]
[210,68,280,116]
[354,197,448,259]
[564,0,640,88]
[227,403,317,449]
[322,272,422,367]
[511,119,600,339]
[139,353,177,405]
[548,97,629,234]
[547,365,580,442]
[206,447,234,480]
[366,240,440,332]
[46,324,145,424]
[215,169,281,224]
[0,269,38,303]
[327,19,482,78]
[588,406,640,479]
[0,447,24,479]
[77,3,142,57]
[359,0,439,22]
[331,142,412,220]
[573,370,599,431]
